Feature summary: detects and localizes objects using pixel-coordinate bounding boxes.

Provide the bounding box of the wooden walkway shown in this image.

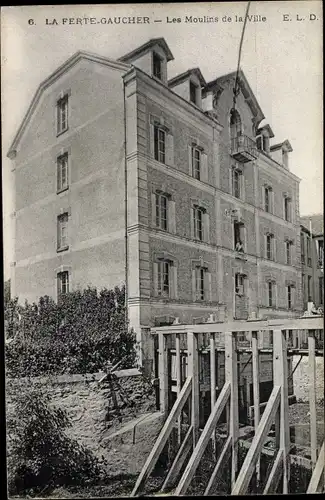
[131,316,324,496]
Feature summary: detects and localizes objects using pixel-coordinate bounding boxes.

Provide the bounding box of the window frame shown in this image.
[193,205,205,241]
[287,285,293,309]
[266,233,274,260]
[154,125,166,164]
[57,152,69,193]
[57,271,69,297]
[235,273,245,296]
[195,266,206,301]
[189,80,198,105]
[285,240,292,265]
[319,277,324,305]
[157,260,170,297]
[152,52,163,80]
[268,281,274,307]
[232,167,242,199]
[57,213,69,252]
[155,192,168,231]
[234,220,245,252]
[192,146,201,180]
[264,186,272,213]
[56,94,69,135]
[284,195,292,222]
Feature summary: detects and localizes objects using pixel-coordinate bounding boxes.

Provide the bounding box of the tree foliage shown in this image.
[5,285,137,377]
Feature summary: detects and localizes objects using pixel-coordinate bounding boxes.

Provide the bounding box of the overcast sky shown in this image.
[1,1,323,279]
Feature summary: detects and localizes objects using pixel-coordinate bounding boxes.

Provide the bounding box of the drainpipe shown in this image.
[123,78,129,328]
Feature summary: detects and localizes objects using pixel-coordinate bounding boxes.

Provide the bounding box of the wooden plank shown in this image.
[232,385,281,495]
[308,331,318,468]
[204,435,232,495]
[273,329,290,494]
[210,333,217,456]
[252,331,261,484]
[175,334,182,445]
[187,331,200,446]
[131,376,192,497]
[151,316,323,334]
[175,381,231,496]
[161,425,193,492]
[307,441,324,493]
[225,331,239,488]
[263,448,283,494]
[158,332,169,415]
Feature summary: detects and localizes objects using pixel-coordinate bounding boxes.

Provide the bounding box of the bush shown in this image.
[5,285,137,377]
[7,384,105,496]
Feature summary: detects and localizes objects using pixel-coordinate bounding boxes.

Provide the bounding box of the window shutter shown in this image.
[203,212,210,243]
[153,262,158,296]
[192,269,196,301]
[190,208,195,238]
[204,271,212,301]
[171,264,178,299]
[188,145,193,176]
[150,123,155,158]
[151,192,157,227]
[168,200,176,234]
[166,133,174,166]
[201,152,208,183]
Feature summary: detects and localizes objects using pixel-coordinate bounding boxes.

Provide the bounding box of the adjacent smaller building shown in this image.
[300,214,324,310]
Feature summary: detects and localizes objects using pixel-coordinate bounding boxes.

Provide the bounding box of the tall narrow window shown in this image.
[153,52,162,80]
[287,285,293,309]
[234,221,245,252]
[57,271,69,296]
[57,213,69,251]
[301,235,306,264]
[319,277,323,305]
[154,126,166,163]
[155,193,168,230]
[57,95,68,135]
[193,206,204,241]
[195,267,206,300]
[266,234,274,260]
[192,147,201,180]
[235,273,245,295]
[157,261,170,297]
[268,281,274,307]
[284,196,291,222]
[286,241,292,265]
[318,240,324,267]
[232,168,241,199]
[307,236,312,266]
[57,153,69,192]
[190,81,198,105]
[302,273,306,302]
[264,186,272,213]
[308,275,312,302]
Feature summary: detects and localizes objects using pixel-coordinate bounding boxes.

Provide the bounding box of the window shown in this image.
[230,109,242,139]
[157,261,170,297]
[266,234,274,260]
[307,236,312,266]
[57,213,69,251]
[318,240,324,267]
[190,81,198,105]
[284,196,291,222]
[287,285,293,309]
[308,275,312,302]
[234,221,245,252]
[232,168,242,199]
[319,277,323,305]
[154,126,166,163]
[195,267,205,300]
[57,271,69,296]
[302,274,306,301]
[286,241,292,265]
[192,147,201,180]
[153,52,162,80]
[155,192,168,230]
[235,273,245,295]
[301,236,306,264]
[57,95,68,135]
[264,186,272,213]
[193,206,204,241]
[57,153,69,192]
[267,281,275,307]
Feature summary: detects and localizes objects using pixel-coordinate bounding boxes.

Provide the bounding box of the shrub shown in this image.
[5,285,137,377]
[7,384,105,495]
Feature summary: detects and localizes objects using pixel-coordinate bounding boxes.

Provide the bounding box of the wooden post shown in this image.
[308,330,318,468]
[252,331,261,485]
[225,331,239,489]
[176,333,182,445]
[158,332,169,415]
[187,331,200,446]
[273,329,290,494]
[210,333,217,456]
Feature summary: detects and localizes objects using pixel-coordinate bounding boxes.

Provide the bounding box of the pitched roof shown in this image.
[168,68,206,87]
[7,51,130,158]
[118,37,174,63]
[270,139,293,153]
[301,214,324,236]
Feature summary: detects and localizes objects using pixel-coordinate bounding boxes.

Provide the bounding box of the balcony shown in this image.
[230,134,259,163]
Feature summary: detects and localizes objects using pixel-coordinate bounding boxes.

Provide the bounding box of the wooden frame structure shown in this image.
[131,316,324,496]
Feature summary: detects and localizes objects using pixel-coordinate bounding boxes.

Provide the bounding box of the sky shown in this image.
[1,1,323,279]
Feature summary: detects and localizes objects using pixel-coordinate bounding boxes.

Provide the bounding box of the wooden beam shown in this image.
[232,385,281,495]
[158,332,169,415]
[131,376,192,497]
[307,441,324,493]
[308,331,318,468]
[187,331,200,446]
[210,333,217,456]
[175,333,182,445]
[263,448,283,494]
[161,425,193,492]
[225,331,239,488]
[175,381,231,496]
[204,435,232,496]
[252,331,261,484]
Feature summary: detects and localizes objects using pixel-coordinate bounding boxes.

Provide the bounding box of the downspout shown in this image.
[123,78,129,327]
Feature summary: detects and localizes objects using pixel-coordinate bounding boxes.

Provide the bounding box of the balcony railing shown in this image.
[230,134,259,163]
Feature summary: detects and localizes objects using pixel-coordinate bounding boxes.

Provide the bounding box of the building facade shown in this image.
[8,38,303,370]
[300,215,324,310]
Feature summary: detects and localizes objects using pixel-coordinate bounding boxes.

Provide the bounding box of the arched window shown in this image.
[230,109,242,139]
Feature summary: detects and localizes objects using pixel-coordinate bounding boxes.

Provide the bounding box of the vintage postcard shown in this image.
[2,1,324,497]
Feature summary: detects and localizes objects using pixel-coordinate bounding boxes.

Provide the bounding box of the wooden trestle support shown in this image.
[131,316,324,496]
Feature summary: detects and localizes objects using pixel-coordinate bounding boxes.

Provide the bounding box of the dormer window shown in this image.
[256,135,268,152]
[190,81,198,105]
[153,52,162,80]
